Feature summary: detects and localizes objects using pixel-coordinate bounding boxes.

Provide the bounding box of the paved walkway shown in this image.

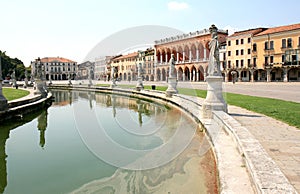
[229,105,300,192]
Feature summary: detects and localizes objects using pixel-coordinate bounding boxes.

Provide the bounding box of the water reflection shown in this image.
[1,90,217,194]
[0,109,50,193]
[37,110,48,148]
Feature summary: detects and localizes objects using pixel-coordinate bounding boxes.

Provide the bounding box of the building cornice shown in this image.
[154,29,228,45]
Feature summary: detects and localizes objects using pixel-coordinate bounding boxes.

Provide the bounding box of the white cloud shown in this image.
[167,1,189,11]
[223,25,240,35]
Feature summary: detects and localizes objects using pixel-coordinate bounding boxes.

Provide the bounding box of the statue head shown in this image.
[209,24,218,38]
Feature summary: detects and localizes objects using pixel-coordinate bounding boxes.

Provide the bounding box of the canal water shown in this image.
[0,90,218,194]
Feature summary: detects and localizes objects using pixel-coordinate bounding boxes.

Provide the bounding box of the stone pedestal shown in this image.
[110,79,117,88]
[24,77,28,88]
[202,76,227,119]
[166,77,178,97]
[88,79,93,88]
[136,77,144,91]
[34,80,47,98]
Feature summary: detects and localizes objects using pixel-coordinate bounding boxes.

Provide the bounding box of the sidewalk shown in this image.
[228,105,300,192]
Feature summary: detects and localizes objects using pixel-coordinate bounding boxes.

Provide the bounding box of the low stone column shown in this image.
[224,71,229,82]
[283,67,289,82]
[250,69,255,82]
[266,68,272,82]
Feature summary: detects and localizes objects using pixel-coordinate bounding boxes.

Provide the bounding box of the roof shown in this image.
[113,52,138,61]
[255,23,300,36]
[229,28,267,38]
[40,57,76,63]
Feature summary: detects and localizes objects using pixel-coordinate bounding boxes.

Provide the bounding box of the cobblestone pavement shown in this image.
[228,105,300,192]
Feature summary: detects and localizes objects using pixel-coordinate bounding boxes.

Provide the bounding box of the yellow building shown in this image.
[111,52,138,81]
[253,23,300,82]
[225,28,266,82]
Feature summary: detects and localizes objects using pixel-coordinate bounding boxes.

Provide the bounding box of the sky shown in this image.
[1,0,300,67]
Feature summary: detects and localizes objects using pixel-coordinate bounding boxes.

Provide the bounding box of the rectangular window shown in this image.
[228,60,231,68]
[236,60,239,68]
[282,39,286,48]
[287,38,292,48]
[270,56,274,63]
[228,41,231,46]
[236,39,239,45]
[241,59,244,67]
[253,58,257,67]
[248,59,251,66]
[253,43,257,51]
[241,49,244,55]
[228,51,231,56]
[265,56,269,65]
[270,41,274,50]
[264,41,269,50]
[236,50,239,56]
[248,48,251,54]
[241,39,244,44]
[248,38,251,43]
[282,55,285,63]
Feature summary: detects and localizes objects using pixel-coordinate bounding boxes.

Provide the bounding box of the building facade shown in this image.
[112,52,138,81]
[225,28,267,82]
[77,61,94,79]
[136,48,155,81]
[154,28,228,82]
[94,56,114,81]
[253,23,300,82]
[31,57,77,80]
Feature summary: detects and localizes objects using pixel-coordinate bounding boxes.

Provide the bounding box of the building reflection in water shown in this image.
[0,108,49,193]
[51,90,159,126]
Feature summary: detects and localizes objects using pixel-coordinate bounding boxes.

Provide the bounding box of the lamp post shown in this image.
[0,55,8,111]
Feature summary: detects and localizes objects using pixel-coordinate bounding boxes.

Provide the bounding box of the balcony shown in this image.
[284,61,300,66]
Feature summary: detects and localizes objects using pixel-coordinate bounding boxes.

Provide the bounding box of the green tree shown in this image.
[0,50,25,80]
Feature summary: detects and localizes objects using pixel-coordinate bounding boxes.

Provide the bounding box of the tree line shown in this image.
[0,50,30,80]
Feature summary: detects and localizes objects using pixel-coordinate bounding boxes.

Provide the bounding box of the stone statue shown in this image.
[207,24,221,76]
[169,54,176,78]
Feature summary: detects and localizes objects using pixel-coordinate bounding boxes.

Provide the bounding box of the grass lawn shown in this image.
[2,88,30,101]
[114,84,300,129]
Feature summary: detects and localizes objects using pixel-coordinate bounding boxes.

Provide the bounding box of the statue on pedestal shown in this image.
[165,54,178,97]
[136,63,144,91]
[207,24,221,77]
[202,24,227,118]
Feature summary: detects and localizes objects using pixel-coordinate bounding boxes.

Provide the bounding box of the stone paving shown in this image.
[229,105,300,192]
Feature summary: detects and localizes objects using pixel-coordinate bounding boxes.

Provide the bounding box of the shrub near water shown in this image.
[2,88,30,101]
